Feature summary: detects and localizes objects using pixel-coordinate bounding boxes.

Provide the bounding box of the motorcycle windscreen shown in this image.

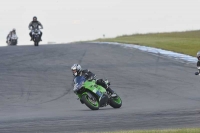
[73,76,86,91]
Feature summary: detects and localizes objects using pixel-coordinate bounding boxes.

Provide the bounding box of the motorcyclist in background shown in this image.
[11,28,18,44]
[71,64,117,98]
[195,51,200,75]
[29,16,43,41]
[6,29,18,45]
[6,31,12,45]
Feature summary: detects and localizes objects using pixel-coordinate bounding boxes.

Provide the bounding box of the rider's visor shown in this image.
[72,69,77,73]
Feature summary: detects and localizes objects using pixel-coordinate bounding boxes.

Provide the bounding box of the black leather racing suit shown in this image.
[29,21,43,40]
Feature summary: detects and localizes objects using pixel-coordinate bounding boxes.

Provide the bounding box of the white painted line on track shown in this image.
[94,42,197,63]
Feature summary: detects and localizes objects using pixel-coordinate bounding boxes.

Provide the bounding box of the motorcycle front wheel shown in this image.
[82,94,99,110]
[109,95,122,108]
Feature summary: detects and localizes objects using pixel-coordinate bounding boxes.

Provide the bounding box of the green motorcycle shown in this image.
[73,76,122,110]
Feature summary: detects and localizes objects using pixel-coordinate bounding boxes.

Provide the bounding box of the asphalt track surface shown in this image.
[0,42,200,133]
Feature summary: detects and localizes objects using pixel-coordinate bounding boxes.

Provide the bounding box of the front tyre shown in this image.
[34,41,39,46]
[34,37,40,46]
[34,41,37,46]
[109,96,122,108]
[82,94,99,110]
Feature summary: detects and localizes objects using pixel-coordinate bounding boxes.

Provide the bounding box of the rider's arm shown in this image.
[83,69,96,80]
[28,22,32,30]
[38,21,43,29]
[6,34,9,39]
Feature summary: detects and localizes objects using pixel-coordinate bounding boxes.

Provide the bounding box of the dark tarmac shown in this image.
[0,42,200,133]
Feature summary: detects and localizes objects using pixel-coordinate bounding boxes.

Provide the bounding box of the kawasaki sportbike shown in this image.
[73,76,122,110]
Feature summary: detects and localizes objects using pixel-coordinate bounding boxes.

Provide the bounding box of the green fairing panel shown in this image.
[84,80,106,93]
[77,80,107,99]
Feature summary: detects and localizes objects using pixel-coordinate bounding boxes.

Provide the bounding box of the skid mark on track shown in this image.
[78,50,87,64]
[27,91,31,101]
[20,88,24,97]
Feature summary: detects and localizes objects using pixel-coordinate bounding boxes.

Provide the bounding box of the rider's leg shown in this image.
[96,79,117,97]
[96,79,107,89]
[8,38,11,45]
[40,31,43,41]
[107,87,117,97]
[6,39,9,45]
[29,32,33,41]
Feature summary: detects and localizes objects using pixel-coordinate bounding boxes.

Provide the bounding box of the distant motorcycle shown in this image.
[9,34,18,46]
[32,28,41,46]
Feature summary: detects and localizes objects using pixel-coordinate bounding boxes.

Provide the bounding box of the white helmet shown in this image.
[197,51,200,60]
[71,64,82,76]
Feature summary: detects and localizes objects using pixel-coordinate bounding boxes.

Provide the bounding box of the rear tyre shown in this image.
[82,94,99,110]
[109,96,122,108]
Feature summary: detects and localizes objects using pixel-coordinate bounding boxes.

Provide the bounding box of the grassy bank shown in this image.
[95,30,200,57]
[83,128,200,133]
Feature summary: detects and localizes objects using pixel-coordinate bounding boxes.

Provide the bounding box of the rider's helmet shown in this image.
[33,16,37,21]
[197,51,200,61]
[12,28,16,33]
[71,64,82,76]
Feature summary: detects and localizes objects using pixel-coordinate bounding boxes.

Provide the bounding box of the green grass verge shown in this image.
[82,128,200,133]
[95,30,200,57]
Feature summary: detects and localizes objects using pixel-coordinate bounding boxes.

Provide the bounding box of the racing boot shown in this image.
[30,33,33,41]
[104,79,117,97]
[40,34,42,41]
[107,87,117,98]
